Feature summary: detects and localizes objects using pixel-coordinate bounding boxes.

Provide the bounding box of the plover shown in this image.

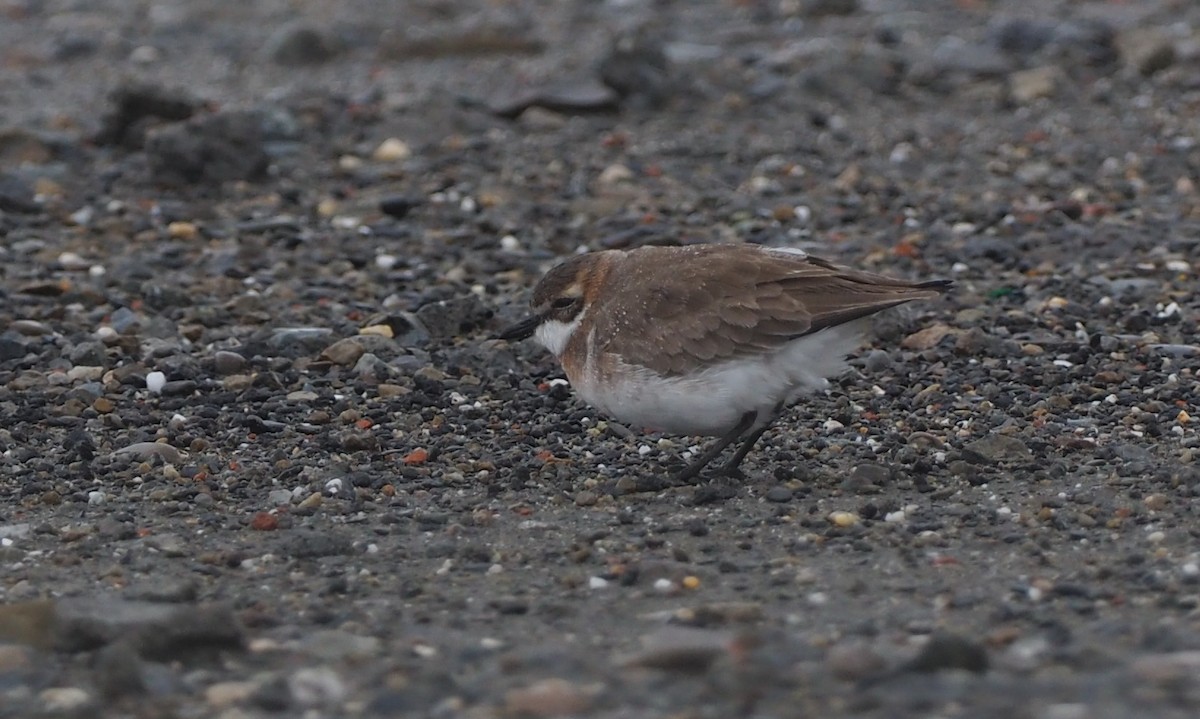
[497,243,950,482]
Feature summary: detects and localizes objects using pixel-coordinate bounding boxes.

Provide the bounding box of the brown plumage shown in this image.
[497,242,950,482]
[529,244,949,377]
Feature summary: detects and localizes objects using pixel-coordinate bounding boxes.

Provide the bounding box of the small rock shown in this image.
[213,350,247,374]
[796,0,859,16]
[145,110,269,185]
[1118,28,1176,76]
[828,642,887,681]
[901,323,958,351]
[379,195,421,219]
[0,600,58,649]
[145,371,166,394]
[143,533,187,558]
[39,687,93,712]
[623,626,731,673]
[288,667,347,710]
[54,598,244,658]
[321,337,366,366]
[93,641,147,699]
[764,486,793,503]
[504,678,597,717]
[372,138,412,162]
[299,630,382,661]
[828,511,859,527]
[126,577,199,603]
[907,633,989,674]
[1008,65,1062,103]
[1129,651,1200,685]
[0,335,27,362]
[267,22,338,66]
[0,172,40,213]
[962,435,1033,465]
[112,442,182,464]
[206,680,259,708]
[414,295,491,339]
[489,76,619,118]
[267,327,335,356]
[96,82,195,148]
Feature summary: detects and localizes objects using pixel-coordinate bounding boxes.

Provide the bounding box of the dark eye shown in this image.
[551,297,577,310]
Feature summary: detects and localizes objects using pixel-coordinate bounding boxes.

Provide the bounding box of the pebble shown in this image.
[1118,28,1176,76]
[962,435,1033,464]
[287,667,347,709]
[764,486,793,503]
[320,337,365,366]
[1008,65,1061,103]
[267,22,338,66]
[623,627,730,672]
[504,678,596,718]
[213,350,247,374]
[828,642,887,681]
[145,371,167,394]
[112,442,182,464]
[372,138,412,162]
[39,687,93,712]
[829,511,859,527]
[907,633,989,674]
[205,680,259,708]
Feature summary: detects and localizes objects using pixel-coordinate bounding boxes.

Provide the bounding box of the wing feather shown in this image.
[588,244,947,376]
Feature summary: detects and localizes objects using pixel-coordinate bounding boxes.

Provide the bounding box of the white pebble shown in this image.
[884,510,907,523]
[70,207,94,226]
[87,491,106,506]
[95,326,118,342]
[375,254,398,270]
[58,252,89,270]
[637,445,651,456]
[324,478,343,495]
[823,419,844,431]
[499,234,521,251]
[1147,531,1165,544]
[129,45,160,63]
[653,578,674,593]
[366,543,379,555]
[459,196,477,213]
[88,264,106,278]
[145,371,166,394]
[588,576,609,589]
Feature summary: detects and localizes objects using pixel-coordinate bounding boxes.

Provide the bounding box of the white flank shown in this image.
[575,318,871,437]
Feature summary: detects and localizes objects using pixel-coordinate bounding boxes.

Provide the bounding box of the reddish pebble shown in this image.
[250,512,278,531]
[403,448,429,465]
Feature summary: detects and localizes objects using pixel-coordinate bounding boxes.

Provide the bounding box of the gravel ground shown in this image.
[2,0,1200,717]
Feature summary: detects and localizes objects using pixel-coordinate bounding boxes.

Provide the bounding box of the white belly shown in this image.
[572,321,869,436]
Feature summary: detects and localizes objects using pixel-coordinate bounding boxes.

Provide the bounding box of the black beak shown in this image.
[493,314,541,342]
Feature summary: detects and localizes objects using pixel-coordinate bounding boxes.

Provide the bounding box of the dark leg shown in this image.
[717,405,783,477]
[670,410,757,483]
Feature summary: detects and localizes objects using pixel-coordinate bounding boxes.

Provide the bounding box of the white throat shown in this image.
[535,309,585,357]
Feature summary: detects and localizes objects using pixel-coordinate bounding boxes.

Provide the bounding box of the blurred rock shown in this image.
[145,110,269,185]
